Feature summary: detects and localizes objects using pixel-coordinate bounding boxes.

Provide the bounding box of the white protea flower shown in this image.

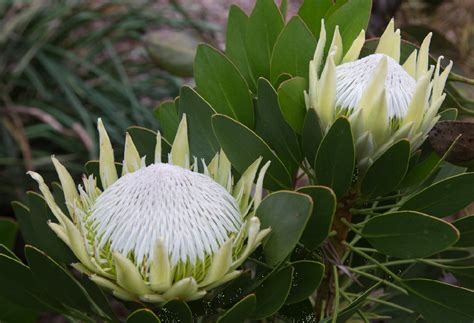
[307,19,452,170]
[28,115,270,303]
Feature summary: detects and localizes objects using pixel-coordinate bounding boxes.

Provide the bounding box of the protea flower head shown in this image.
[307,19,452,170]
[28,116,270,303]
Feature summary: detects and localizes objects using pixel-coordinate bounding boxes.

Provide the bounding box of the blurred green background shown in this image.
[1,0,472,224]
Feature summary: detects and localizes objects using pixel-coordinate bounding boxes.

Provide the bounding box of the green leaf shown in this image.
[159,301,192,323]
[400,173,474,217]
[0,297,37,323]
[195,44,254,127]
[298,0,335,36]
[315,117,355,198]
[212,114,292,190]
[127,126,171,165]
[280,299,317,322]
[211,272,254,309]
[0,254,47,311]
[26,192,76,263]
[178,86,219,163]
[127,309,161,323]
[297,186,336,249]
[256,191,313,266]
[361,140,411,198]
[12,201,37,246]
[0,217,17,249]
[362,211,459,259]
[286,260,324,304]
[270,16,316,83]
[453,216,474,247]
[246,0,284,79]
[400,152,443,188]
[302,109,323,164]
[225,5,256,91]
[403,279,474,323]
[277,77,307,134]
[217,294,256,323]
[255,78,301,172]
[253,266,294,319]
[155,100,179,143]
[25,245,96,316]
[325,0,372,55]
[79,276,117,322]
[439,108,458,121]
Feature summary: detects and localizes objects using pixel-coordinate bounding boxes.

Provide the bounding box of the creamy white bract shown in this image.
[29,116,270,303]
[307,19,452,170]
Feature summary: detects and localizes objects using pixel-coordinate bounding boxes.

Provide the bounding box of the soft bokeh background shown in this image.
[1,0,472,237]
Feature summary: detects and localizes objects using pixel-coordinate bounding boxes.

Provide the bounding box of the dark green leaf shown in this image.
[400,173,474,217]
[255,78,301,172]
[217,294,256,323]
[178,86,219,162]
[253,266,293,319]
[12,201,36,246]
[127,309,161,323]
[315,117,355,198]
[26,192,75,263]
[246,0,284,79]
[256,191,313,266]
[211,272,254,309]
[302,109,323,164]
[403,279,474,323]
[0,254,47,311]
[298,0,335,36]
[270,16,316,83]
[286,260,324,304]
[361,140,410,198]
[439,108,458,121]
[325,0,372,55]
[0,217,17,249]
[277,77,307,134]
[212,114,292,190]
[280,299,317,322]
[453,216,474,247]
[159,301,192,323]
[0,297,37,323]
[25,245,95,316]
[362,211,459,259]
[225,5,256,91]
[127,126,171,165]
[127,127,158,159]
[195,44,254,127]
[155,100,179,143]
[297,186,336,249]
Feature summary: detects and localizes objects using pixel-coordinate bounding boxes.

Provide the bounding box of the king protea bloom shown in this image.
[307,19,452,169]
[28,116,270,303]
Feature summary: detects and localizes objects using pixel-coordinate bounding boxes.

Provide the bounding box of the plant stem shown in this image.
[351,203,400,214]
[344,292,414,314]
[331,266,340,323]
[343,242,402,282]
[345,267,407,294]
[448,72,474,85]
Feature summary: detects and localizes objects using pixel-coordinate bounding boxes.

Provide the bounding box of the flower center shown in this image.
[89,163,241,266]
[335,53,416,118]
